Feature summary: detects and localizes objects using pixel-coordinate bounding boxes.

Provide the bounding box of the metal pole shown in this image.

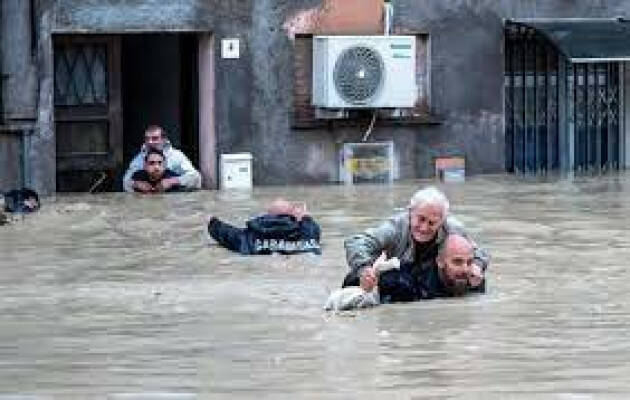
[383,1,393,35]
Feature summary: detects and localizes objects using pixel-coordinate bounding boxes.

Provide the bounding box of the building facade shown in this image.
[1,0,630,194]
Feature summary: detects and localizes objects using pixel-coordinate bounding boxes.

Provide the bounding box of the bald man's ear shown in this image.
[436,254,445,269]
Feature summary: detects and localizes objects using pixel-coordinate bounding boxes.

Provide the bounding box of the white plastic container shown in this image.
[220,153,253,189]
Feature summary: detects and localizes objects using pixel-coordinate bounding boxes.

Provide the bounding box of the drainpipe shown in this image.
[383,0,393,35]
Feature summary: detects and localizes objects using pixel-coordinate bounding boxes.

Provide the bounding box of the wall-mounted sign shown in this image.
[221,38,240,59]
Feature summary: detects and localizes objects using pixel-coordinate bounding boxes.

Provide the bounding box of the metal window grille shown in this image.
[54,42,108,106]
[505,24,622,173]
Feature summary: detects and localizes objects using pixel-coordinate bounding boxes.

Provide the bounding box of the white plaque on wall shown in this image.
[221,38,240,59]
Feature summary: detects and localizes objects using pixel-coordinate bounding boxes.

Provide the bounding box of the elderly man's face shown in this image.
[145,153,166,181]
[144,129,165,151]
[409,203,445,243]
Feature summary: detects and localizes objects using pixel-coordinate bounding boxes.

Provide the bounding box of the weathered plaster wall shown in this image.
[4,0,630,193]
[1,0,37,120]
[27,0,56,195]
[0,134,22,190]
[53,0,251,32]
[0,0,38,193]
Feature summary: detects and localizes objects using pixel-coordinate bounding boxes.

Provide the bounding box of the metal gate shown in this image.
[568,62,621,171]
[505,24,622,173]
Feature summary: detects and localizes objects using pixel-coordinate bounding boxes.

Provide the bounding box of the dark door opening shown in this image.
[121,33,199,184]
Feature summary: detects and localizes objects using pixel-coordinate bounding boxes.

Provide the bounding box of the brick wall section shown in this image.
[315,0,383,34]
[293,35,315,127]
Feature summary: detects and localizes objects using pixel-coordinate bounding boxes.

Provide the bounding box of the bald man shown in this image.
[207,198,321,255]
[436,234,484,296]
[346,234,486,303]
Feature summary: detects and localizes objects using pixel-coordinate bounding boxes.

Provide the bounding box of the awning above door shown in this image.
[508,18,630,63]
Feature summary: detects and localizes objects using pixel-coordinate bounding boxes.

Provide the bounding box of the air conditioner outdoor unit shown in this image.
[312,35,417,109]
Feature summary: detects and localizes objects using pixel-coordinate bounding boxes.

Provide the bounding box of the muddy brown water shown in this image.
[1,174,630,398]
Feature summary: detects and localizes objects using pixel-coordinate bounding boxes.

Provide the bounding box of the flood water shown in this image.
[1,173,630,398]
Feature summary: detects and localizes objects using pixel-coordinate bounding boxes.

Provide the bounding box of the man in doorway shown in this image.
[130,149,183,194]
[207,198,322,255]
[343,186,489,294]
[123,125,201,193]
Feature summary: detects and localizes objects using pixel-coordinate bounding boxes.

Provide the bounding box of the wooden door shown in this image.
[54,35,122,192]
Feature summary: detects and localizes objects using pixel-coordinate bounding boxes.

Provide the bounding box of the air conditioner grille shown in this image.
[333,46,383,104]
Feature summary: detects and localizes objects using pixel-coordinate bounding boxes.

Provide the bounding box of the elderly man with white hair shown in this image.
[343,186,489,298]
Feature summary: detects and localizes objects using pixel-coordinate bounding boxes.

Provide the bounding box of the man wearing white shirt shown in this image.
[123,125,201,193]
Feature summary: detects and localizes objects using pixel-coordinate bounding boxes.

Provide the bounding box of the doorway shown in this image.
[121,33,199,171]
[53,33,201,192]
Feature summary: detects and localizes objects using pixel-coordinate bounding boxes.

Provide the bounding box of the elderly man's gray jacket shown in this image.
[344,212,489,274]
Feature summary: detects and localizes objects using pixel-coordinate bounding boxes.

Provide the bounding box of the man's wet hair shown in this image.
[144,148,165,162]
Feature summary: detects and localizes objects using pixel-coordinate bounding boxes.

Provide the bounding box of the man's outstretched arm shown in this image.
[208,217,250,254]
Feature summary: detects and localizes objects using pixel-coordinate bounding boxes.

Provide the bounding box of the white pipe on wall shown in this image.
[384,1,393,35]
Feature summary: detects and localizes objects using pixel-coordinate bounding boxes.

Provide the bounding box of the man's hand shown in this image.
[360,252,388,292]
[467,263,484,288]
[157,177,180,192]
[291,202,308,221]
[133,180,154,193]
[360,267,378,292]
